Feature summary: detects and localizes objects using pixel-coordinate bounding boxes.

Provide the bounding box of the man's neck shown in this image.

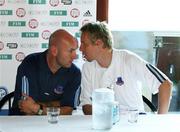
[46,53,61,74]
[96,49,113,68]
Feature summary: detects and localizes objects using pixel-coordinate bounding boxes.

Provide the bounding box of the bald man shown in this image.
[11,29,81,115]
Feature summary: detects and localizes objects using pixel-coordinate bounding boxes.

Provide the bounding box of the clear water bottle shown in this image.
[92,88,114,130]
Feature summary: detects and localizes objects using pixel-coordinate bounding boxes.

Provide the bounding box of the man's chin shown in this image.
[67,63,72,67]
[62,63,72,68]
[86,58,93,62]
[83,57,92,62]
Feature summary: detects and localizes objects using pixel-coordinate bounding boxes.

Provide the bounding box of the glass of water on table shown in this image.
[47,107,60,124]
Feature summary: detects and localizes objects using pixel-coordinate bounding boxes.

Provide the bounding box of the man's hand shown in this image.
[82,104,92,115]
[18,94,39,115]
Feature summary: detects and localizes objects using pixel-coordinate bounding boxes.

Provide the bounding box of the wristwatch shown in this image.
[37,104,43,115]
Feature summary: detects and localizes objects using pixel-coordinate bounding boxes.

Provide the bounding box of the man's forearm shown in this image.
[158,80,172,114]
[25,101,61,115]
[60,106,73,115]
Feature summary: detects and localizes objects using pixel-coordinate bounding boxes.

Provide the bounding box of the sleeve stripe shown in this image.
[73,86,81,109]
[146,64,166,83]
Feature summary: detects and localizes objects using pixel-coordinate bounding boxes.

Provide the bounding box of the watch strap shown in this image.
[37,104,43,115]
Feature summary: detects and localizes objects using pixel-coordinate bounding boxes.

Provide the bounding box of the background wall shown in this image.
[0,0,96,103]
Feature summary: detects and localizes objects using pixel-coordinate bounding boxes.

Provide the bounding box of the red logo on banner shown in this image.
[42,30,51,40]
[49,0,59,7]
[16,52,25,62]
[70,8,80,18]
[0,0,5,6]
[16,8,26,17]
[28,19,38,29]
[0,41,4,51]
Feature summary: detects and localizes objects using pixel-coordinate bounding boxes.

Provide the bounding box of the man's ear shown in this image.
[95,39,104,47]
[50,45,57,56]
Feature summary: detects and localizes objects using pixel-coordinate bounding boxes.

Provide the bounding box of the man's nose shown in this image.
[72,51,77,59]
[79,44,83,52]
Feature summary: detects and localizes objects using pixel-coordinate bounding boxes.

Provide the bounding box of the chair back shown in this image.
[142,95,157,112]
[0,91,14,114]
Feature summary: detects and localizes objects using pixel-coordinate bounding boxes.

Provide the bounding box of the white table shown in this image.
[0,114,180,132]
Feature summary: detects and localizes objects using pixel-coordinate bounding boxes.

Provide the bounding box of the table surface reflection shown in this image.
[0,114,180,132]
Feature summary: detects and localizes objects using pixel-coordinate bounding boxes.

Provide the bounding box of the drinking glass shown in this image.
[128,108,139,123]
[46,107,60,124]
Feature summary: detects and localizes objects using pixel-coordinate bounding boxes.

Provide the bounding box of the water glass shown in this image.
[128,108,139,123]
[47,107,60,124]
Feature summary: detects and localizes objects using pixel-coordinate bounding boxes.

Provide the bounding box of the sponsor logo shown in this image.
[0,87,8,100]
[75,32,80,38]
[40,21,59,26]
[61,0,72,5]
[70,8,80,18]
[15,52,25,62]
[49,0,59,7]
[49,10,67,16]
[16,8,26,17]
[28,0,46,4]
[0,32,19,38]
[116,77,124,86]
[0,54,12,60]
[41,43,48,48]
[22,32,39,38]
[0,21,6,26]
[7,0,26,4]
[41,30,51,40]
[0,41,4,50]
[8,21,26,26]
[83,10,92,17]
[20,43,39,48]
[54,85,64,94]
[28,10,48,15]
[7,43,18,49]
[61,21,79,27]
[0,0,5,6]
[28,19,38,29]
[0,10,12,15]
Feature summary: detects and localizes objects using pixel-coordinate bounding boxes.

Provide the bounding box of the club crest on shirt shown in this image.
[54,85,64,94]
[116,77,124,86]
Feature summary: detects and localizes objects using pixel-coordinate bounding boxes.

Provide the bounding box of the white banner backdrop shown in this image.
[0,0,96,102]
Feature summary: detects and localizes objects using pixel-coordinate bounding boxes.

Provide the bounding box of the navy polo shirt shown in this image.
[11,50,81,115]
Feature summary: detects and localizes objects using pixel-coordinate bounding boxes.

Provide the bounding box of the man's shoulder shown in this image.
[19,51,45,70]
[22,51,46,63]
[113,49,146,66]
[113,49,141,60]
[113,49,134,56]
[69,63,81,73]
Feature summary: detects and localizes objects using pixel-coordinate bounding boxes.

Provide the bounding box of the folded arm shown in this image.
[19,94,73,115]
